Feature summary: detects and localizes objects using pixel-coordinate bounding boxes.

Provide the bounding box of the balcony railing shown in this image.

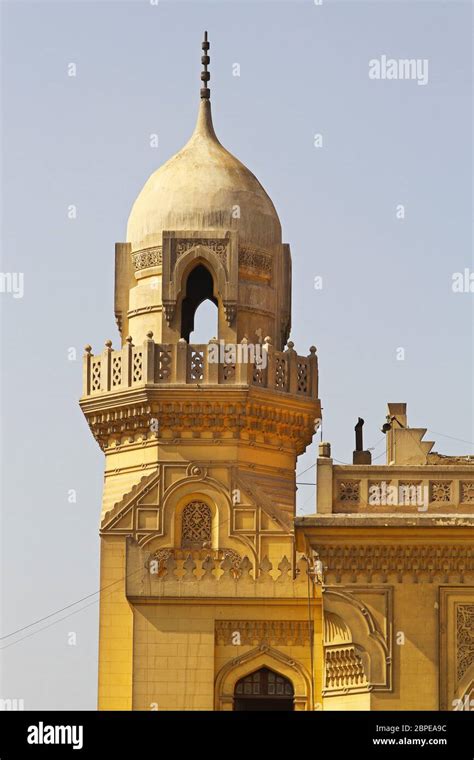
[82,334,318,400]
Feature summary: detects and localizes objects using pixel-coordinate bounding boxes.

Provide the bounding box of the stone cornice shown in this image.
[314,543,474,584]
[296,515,474,528]
[80,385,320,454]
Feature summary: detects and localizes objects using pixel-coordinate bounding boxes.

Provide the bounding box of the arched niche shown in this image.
[162,241,237,340]
[141,476,247,560]
[180,263,218,342]
[323,589,391,691]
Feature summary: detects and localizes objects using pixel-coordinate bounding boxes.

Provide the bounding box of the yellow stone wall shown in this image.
[372,584,438,711]
[130,601,321,711]
[296,418,474,712]
[97,529,323,710]
[97,536,133,710]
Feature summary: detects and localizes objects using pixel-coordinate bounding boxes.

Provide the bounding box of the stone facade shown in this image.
[81,50,473,711]
[296,404,474,711]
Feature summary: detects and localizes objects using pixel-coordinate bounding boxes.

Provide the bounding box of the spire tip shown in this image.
[200,31,210,99]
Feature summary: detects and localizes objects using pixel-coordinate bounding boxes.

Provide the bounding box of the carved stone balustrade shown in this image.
[126,537,315,600]
[82,333,319,401]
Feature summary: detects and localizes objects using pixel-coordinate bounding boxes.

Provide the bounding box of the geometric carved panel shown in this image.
[182,501,212,549]
[439,587,474,710]
[456,604,474,682]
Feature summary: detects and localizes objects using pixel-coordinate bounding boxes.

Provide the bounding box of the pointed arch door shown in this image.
[233,667,294,711]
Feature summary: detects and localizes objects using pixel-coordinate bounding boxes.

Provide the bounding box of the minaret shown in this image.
[81,34,322,711]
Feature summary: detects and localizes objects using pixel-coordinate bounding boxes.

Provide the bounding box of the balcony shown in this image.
[82,333,319,401]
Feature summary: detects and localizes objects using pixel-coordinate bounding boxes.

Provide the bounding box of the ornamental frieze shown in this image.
[317,545,474,583]
[238,245,273,277]
[171,238,229,269]
[132,246,163,271]
[215,620,311,646]
[81,399,316,452]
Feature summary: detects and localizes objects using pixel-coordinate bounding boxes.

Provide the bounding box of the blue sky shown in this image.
[0,0,472,708]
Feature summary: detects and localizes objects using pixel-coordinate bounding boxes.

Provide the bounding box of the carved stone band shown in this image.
[239,246,273,277]
[172,238,229,270]
[132,247,163,271]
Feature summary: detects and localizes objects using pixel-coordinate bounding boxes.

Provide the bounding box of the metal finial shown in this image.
[200,30,210,99]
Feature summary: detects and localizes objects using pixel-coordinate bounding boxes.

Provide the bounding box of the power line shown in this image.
[427,429,474,447]
[296,462,315,477]
[0,570,141,642]
[0,599,100,652]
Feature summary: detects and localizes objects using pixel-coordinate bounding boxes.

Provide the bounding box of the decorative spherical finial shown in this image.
[201,30,210,99]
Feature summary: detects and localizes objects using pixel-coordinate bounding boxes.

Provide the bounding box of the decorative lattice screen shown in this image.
[181,501,212,549]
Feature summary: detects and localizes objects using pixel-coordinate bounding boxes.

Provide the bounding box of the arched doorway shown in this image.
[233,667,294,711]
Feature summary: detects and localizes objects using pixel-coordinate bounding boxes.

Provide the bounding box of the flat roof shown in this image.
[295,514,474,528]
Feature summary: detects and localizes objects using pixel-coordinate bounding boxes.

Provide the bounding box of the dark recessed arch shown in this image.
[233,667,294,711]
[180,263,218,342]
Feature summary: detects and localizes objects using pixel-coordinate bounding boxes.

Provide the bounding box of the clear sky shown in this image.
[0,0,472,709]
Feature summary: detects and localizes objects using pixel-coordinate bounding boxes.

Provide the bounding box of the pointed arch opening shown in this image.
[234,667,295,711]
[180,264,218,342]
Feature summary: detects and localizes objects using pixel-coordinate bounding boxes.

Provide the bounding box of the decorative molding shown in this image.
[126,541,313,599]
[182,500,212,549]
[214,644,312,710]
[440,587,474,710]
[323,587,392,693]
[325,646,367,691]
[132,246,163,271]
[83,398,317,454]
[223,301,237,325]
[172,238,229,270]
[318,545,474,583]
[186,463,208,479]
[148,547,242,574]
[238,246,273,278]
[457,604,474,682]
[461,482,474,503]
[100,470,160,531]
[430,481,452,503]
[215,620,311,646]
[162,301,176,324]
[338,481,360,503]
